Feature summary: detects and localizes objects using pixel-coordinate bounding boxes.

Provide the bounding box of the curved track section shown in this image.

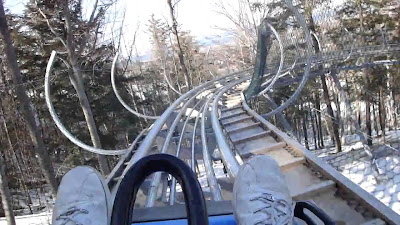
[111,53,161,120]
[104,72,400,224]
[45,51,128,155]
[46,49,400,224]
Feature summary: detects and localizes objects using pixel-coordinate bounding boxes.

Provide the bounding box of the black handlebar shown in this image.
[294,201,336,225]
[111,154,209,225]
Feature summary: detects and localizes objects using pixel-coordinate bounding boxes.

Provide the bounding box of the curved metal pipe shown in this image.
[161,55,183,95]
[168,102,210,204]
[190,103,205,170]
[145,93,202,207]
[106,128,149,184]
[169,97,208,205]
[258,21,285,96]
[380,26,388,50]
[110,69,250,198]
[260,0,313,118]
[111,53,160,120]
[150,84,231,205]
[290,31,301,69]
[206,46,216,78]
[343,28,354,62]
[154,77,244,205]
[123,69,251,168]
[201,96,223,201]
[310,31,322,53]
[260,68,290,87]
[211,76,250,177]
[145,86,220,207]
[45,51,128,155]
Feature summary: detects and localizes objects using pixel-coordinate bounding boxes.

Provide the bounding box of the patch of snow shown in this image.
[0,211,52,225]
[319,130,400,214]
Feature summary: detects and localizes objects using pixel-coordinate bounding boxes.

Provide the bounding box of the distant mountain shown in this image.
[132,52,152,62]
[197,33,235,46]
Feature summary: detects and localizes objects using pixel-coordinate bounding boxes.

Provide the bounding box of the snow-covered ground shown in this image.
[0,186,54,224]
[0,211,52,225]
[312,130,400,214]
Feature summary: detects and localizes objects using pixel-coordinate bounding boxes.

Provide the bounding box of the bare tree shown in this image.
[36,0,118,174]
[61,0,110,174]
[0,0,58,195]
[215,0,270,61]
[305,0,341,152]
[0,155,15,225]
[358,0,373,146]
[167,0,191,91]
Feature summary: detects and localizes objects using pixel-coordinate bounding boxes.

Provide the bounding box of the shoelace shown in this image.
[56,206,89,225]
[250,193,293,225]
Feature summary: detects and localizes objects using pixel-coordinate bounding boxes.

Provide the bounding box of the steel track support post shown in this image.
[244,19,271,99]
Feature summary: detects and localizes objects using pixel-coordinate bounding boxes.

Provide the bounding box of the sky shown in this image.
[6,0,347,58]
[4,0,347,58]
[115,0,235,56]
[5,0,236,57]
[4,0,26,13]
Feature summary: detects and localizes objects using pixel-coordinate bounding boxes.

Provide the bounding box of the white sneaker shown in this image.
[52,166,111,225]
[233,155,294,225]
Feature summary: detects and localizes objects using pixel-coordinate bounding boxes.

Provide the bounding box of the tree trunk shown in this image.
[69,65,110,175]
[306,0,340,151]
[372,101,380,136]
[301,103,309,149]
[167,0,191,91]
[330,70,373,157]
[0,2,58,195]
[358,0,372,146]
[334,87,344,137]
[295,118,300,140]
[264,95,294,134]
[63,3,110,175]
[0,155,16,225]
[391,68,398,129]
[379,87,386,140]
[344,73,353,134]
[364,82,373,146]
[309,103,318,149]
[315,93,324,148]
[332,73,348,145]
[321,76,341,151]
[168,34,183,93]
[0,103,33,214]
[313,109,321,149]
[357,102,362,130]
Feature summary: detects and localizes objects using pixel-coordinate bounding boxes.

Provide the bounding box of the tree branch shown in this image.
[35,0,67,48]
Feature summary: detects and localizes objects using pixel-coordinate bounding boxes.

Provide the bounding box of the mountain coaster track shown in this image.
[44,0,400,223]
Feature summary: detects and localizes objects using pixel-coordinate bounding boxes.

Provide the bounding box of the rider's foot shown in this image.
[52,166,111,225]
[233,155,294,225]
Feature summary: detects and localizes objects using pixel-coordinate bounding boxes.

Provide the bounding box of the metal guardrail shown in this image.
[145,88,213,207]
[211,76,250,177]
[111,69,251,198]
[200,96,223,201]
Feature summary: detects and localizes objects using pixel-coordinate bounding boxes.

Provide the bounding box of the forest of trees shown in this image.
[0,0,399,224]
[251,0,400,153]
